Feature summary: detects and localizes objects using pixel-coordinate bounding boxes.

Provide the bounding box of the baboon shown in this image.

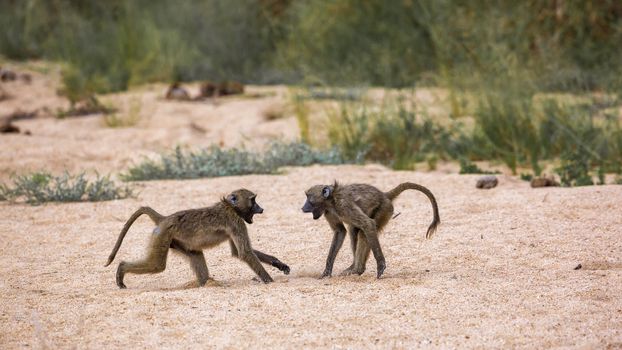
[105,189,290,289]
[302,182,440,279]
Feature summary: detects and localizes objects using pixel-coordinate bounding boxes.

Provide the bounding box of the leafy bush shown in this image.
[0,172,133,205]
[121,142,348,181]
[555,149,595,187]
[327,102,470,169]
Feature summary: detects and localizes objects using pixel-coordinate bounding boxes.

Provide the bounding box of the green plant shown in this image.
[555,149,594,187]
[292,98,311,144]
[458,159,499,175]
[121,141,348,181]
[327,102,472,169]
[103,97,141,127]
[0,171,133,205]
[520,173,533,182]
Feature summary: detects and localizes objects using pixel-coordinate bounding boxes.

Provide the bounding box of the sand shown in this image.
[1,63,621,349]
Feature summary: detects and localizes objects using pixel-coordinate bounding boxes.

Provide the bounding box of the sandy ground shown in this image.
[1,63,622,349]
[1,167,621,349]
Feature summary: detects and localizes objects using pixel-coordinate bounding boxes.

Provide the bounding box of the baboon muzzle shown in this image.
[253,203,264,214]
[302,200,322,220]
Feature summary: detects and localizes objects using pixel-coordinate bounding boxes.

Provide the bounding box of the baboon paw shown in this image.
[275,263,290,275]
[339,268,354,276]
[117,283,127,289]
[319,272,332,279]
[376,264,386,279]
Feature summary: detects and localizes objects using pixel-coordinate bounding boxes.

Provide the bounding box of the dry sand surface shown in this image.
[1,166,621,349]
[1,63,622,349]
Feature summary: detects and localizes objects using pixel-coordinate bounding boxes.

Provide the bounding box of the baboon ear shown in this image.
[322,186,331,199]
[228,194,237,205]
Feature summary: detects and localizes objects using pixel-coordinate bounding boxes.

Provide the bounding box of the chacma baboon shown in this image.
[105,189,290,289]
[302,182,440,279]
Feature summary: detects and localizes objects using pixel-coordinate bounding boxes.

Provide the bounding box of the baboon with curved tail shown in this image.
[302,182,440,279]
[105,189,290,289]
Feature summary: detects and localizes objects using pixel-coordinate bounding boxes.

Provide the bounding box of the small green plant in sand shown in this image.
[0,171,133,205]
[121,141,347,181]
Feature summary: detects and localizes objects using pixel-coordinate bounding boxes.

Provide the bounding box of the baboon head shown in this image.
[302,184,335,220]
[226,189,263,224]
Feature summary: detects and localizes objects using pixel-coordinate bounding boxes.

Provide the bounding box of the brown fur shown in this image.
[105,189,290,289]
[302,182,440,279]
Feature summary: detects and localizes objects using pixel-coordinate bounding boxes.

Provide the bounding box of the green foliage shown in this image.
[328,102,473,170]
[3,1,621,92]
[121,142,347,181]
[103,97,141,128]
[520,173,533,182]
[0,171,133,205]
[458,159,499,175]
[555,149,594,187]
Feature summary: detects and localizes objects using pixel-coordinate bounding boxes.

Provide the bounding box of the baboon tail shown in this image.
[104,206,164,267]
[386,182,440,239]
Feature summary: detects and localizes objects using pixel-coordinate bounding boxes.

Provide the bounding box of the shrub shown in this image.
[327,102,469,169]
[121,141,348,181]
[0,172,133,205]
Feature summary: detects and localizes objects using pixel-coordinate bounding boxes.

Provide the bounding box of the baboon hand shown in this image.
[376,260,386,279]
[272,261,290,275]
[261,275,274,283]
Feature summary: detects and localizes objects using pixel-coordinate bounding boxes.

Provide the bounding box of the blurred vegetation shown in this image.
[121,141,347,181]
[0,172,134,205]
[2,1,620,91]
[1,0,621,185]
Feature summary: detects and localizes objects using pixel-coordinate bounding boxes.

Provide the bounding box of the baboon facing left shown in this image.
[302,182,440,279]
[105,189,290,289]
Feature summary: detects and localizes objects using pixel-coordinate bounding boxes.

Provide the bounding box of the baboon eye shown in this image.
[229,194,237,204]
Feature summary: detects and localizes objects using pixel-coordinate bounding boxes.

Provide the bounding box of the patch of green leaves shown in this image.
[121,141,348,181]
[0,172,133,205]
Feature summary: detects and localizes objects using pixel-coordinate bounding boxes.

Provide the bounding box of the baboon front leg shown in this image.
[171,239,210,286]
[230,235,273,283]
[340,226,360,276]
[116,231,172,289]
[253,250,291,275]
[321,218,347,278]
[229,239,289,276]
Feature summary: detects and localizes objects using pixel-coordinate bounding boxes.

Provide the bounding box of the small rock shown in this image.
[0,68,17,81]
[531,176,560,188]
[165,82,191,101]
[476,175,498,189]
[574,263,582,270]
[198,81,218,98]
[0,122,19,133]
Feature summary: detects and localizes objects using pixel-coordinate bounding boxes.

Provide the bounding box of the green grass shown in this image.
[0,172,134,205]
[121,141,348,181]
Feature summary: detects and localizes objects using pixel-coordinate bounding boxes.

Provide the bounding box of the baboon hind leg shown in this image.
[116,230,172,289]
[350,200,394,276]
[171,239,210,286]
